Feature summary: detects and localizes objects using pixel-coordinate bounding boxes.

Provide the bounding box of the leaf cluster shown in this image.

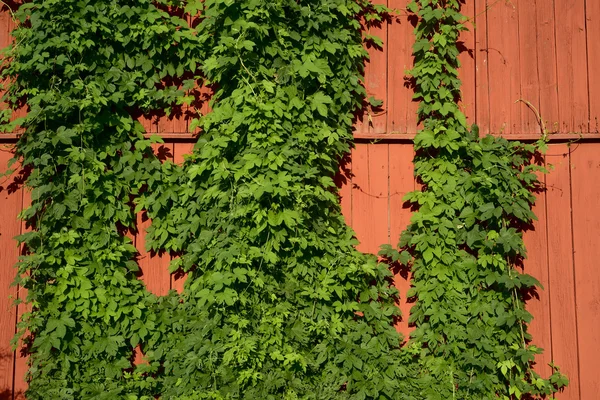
[380,1,568,398]
[1,0,203,397]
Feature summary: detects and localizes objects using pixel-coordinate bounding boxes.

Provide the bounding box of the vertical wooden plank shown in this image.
[0,148,21,399]
[517,0,540,135]
[157,105,188,135]
[554,0,588,134]
[545,144,580,400]
[522,169,552,378]
[351,143,389,254]
[337,154,352,227]
[13,187,29,400]
[136,143,174,297]
[387,0,417,134]
[388,143,414,339]
[487,0,521,135]
[571,142,600,399]
[586,0,600,133]
[474,0,490,135]
[170,142,195,293]
[536,0,559,134]
[458,0,476,124]
[139,115,156,136]
[356,0,388,134]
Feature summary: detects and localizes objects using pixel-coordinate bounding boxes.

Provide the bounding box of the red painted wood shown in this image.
[388,143,414,339]
[170,142,195,293]
[587,0,600,133]
[459,0,476,124]
[474,0,491,135]
[338,154,352,228]
[350,143,389,254]
[554,0,588,135]
[536,0,560,134]
[545,144,580,400]
[157,104,187,135]
[136,144,174,297]
[387,1,417,134]
[13,187,29,400]
[571,143,600,399]
[356,0,388,134]
[523,169,552,378]
[517,0,540,135]
[0,148,21,398]
[138,114,156,136]
[488,0,521,135]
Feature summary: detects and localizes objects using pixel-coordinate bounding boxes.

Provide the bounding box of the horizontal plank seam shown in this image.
[2,132,600,143]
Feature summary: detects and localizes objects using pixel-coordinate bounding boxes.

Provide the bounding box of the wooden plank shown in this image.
[157,103,187,135]
[587,0,600,133]
[570,143,600,399]
[545,144,580,400]
[387,0,417,134]
[522,169,552,378]
[458,0,476,125]
[474,0,491,134]
[554,0,588,134]
[170,142,195,293]
[0,148,21,399]
[536,0,560,134]
[136,144,174,297]
[356,0,388,134]
[337,152,352,227]
[388,143,414,339]
[516,0,540,135]
[13,186,29,400]
[138,114,156,136]
[487,0,521,135]
[350,143,389,254]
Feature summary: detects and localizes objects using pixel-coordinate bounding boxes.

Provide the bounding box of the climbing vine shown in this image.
[139,1,418,398]
[381,0,567,398]
[1,0,568,399]
[1,0,203,397]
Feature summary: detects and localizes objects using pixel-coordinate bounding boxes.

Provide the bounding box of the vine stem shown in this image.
[0,0,17,22]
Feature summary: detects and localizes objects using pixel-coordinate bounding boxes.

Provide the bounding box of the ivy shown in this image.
[2,0,569,398]
[1,0,203,397]
[139,1,419,398]
[381,0,568,398]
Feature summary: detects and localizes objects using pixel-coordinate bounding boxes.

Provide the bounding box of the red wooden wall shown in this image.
[2,0,600,399]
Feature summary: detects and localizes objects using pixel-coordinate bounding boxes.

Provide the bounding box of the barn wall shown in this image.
[1,0,599,398]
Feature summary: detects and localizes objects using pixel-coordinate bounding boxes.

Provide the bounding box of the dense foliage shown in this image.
[1,0,203,397]
[139,1,418,398]
[381,0,567,398]
[1,0,567,399]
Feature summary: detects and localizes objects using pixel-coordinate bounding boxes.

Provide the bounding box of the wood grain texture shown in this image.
[356,0,388,134]
[337,154,352,228]
[13,187,29,400]
[545,144,580,400]
[458,0,476,124]
[170,142,196,293]
[350,143,389,254]
[570,143,600,399]
[535,0,559,133]
[587,0,600,133]
[517,0,541,135]
[554,0,588,135]
[388,143,414,339]
[474,0,491,135]
[522,169,552,378]
[387,0,417,134]
[136,143,174,297]
[0,149,21,398]
[488,0,521,134]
